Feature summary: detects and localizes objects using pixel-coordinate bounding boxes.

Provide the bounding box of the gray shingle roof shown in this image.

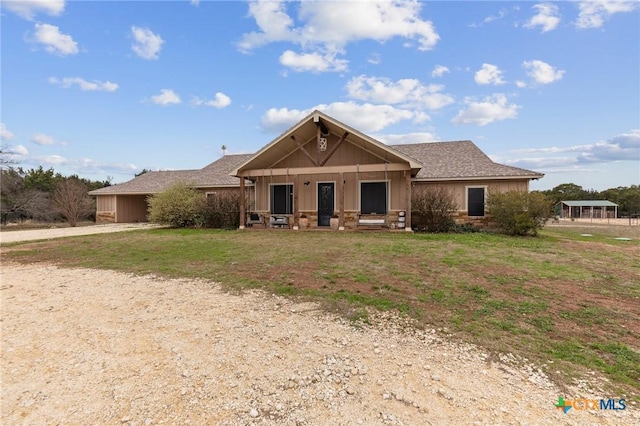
[89,154,252,195]
[392,141,543,180]
[90,141,542,196]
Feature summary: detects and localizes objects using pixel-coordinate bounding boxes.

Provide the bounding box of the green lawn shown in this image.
[4,226,639,398]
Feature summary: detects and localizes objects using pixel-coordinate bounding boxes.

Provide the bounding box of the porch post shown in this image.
[239,176,246,229]
[338,172,345,230]
[405,172,412,232]
[293,175,300,230]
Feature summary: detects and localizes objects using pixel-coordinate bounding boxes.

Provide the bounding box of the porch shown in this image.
[237,165,413,231]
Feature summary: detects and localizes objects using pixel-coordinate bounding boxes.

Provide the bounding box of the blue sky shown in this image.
[1,0,638,191]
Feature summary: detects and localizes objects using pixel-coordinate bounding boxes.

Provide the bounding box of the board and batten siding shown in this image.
[116,195,148,223]
[413,180,529,218]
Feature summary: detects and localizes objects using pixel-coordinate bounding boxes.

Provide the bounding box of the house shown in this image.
[555,200,619,219]
[90,110,543,229]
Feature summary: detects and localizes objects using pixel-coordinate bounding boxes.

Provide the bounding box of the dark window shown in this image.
[361,182,387,214]
[468,187,485,216]
[270,184,293,214]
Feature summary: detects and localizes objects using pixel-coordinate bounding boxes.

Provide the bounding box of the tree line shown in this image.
[536,183,640,217]
[1,166,111,226]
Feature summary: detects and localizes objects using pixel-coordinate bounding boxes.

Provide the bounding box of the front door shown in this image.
[317,182,335,227]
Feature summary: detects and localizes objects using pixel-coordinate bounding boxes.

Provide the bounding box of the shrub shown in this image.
[199,191,241,229]
[147,182,204,227]
[411,186,457,232]
[487,190,552,236]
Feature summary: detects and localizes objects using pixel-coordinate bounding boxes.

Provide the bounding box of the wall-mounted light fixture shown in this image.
[304,181,311,186]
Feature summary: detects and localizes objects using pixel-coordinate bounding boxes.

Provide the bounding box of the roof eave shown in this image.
[413,174,544,182]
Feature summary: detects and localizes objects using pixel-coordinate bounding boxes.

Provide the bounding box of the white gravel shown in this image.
[1,263,636,425]
[0,223,163,245]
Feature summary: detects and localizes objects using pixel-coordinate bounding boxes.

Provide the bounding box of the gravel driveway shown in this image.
[0,223,163,244]
[1,263,635,425]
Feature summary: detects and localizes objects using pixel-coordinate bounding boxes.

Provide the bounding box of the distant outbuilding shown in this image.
[556,200,618,219]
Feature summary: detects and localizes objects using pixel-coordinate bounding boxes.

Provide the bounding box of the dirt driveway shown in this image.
[1,263,636,425]
[0,223,163,245]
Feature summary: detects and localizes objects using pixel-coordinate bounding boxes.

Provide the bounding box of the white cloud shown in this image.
[3,0,65,20]
[31,23,78,56]
[192,92,232,109]
[474,63,506,85]
[506,129,640,168]
[1,123,15,141]
[345,75,454,110]
[515,80,527,88]
[523,60,564,84]
[150,89,181,106]
[575,0,638,29]
[367,53,382,65]
[238,0,439,73]
[524,3,561,33]
[49,77,118,92]
[131,26,164,60]
[30,154,138,175]
[374,132,439,145]
[578,129,640,163]
[31,133,57,146]
[431,65,450,78]
[469,8,508,27]
[261,102,426,134]
[13,144,29,156]
[452,93,519,126]
[279,50,348,73]
[190,0,200,6]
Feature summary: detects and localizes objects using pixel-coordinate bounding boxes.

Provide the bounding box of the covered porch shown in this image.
[232,110,421,231]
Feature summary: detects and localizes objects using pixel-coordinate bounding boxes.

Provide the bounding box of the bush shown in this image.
[487,190,552,236]
[411,186,457,232]
[147,182,205,227]
[199,192,241,229]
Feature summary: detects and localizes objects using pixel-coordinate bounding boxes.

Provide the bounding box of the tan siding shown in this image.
[96,195,116,223]
[116,195,148,222]
[273,136,383,169]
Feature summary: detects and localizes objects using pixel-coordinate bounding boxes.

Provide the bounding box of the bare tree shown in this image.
[52,178,94,227]
[1,142,17,169]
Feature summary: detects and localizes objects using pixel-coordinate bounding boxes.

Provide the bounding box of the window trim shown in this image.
[359,179,390,215]
[314,180,336,211]
[465,185,487,218]
[269,183,294,215]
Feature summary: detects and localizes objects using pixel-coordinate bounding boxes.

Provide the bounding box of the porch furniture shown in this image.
[246,213,265,228]
[357,213,387,229]
[269,215,289,228]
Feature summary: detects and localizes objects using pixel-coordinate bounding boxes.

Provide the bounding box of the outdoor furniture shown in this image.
[269,215,289,228]
[357,214,387,229]
[246,213,265,228]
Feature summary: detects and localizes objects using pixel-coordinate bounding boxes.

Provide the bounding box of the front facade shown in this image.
[91,110,543,229]
[231,111,422,230]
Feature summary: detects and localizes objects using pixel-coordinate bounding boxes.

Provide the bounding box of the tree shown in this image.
[543,183,588,205]
[0,168,55,221]
[21,166,62,192]
[487,190,552,236]
[52,178,95,227]
[1,142,17,169]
